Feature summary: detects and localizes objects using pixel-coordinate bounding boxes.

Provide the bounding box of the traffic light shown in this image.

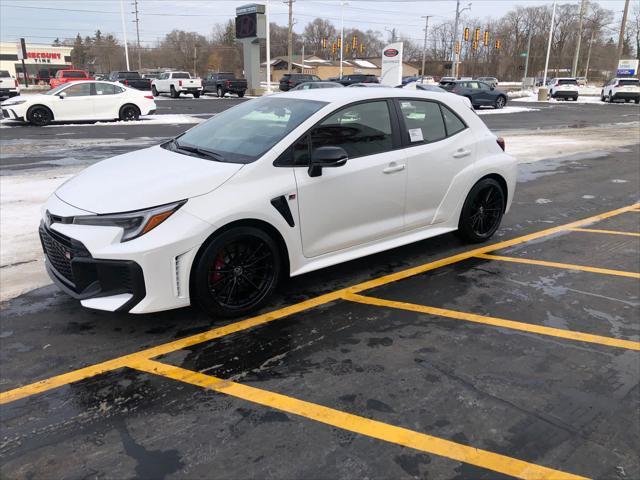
[483,30,489,47]
[352,35,358,49]
[337,37,341,48]
[474,28,480,43]
[472,40,478,51]
[332,42,337,54]
[494,39,501,49]
[455,41,461,54]
[345,43,350,54]
[322,37,327,49]
[360,43,365,54]
[464,27,470,42]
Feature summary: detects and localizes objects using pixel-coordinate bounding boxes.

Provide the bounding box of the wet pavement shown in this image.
[1,145,639,477]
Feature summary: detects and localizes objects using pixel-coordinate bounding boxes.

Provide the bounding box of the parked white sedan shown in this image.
[40,89,516,317]
[1,81,156,126]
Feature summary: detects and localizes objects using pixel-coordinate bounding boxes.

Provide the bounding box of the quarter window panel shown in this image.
[398,99,446,143]
[94,83,117,95]
[440,104,466,137]
[311,101,393,158]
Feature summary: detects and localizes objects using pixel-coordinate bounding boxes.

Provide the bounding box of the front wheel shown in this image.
[170,86,179,98]
[635,99,639,104]
[237,91,245,98]
[457,178,505,243]
[608,92,614,103]
[27,106,52,126]
[494,96,506,109]
[193,227,281,318]
[193,92,200,98]
[217,86,224,98]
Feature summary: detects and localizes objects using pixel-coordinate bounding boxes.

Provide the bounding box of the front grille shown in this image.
[39,224,91,286]
[2,109,9,119]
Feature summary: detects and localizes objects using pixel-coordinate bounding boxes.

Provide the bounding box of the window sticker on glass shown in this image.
[409,128,424,143]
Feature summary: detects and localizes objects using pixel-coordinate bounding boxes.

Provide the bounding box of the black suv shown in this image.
[338,74,380,86]
[279,74,321,91]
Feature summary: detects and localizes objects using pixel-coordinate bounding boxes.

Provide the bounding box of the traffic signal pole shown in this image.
[420,15,432,82]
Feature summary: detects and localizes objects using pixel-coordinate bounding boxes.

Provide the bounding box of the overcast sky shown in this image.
[0,0,630,48]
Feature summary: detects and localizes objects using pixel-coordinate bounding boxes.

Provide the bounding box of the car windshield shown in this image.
[65,71,86,78]
[165,97,326,164]
[0,70,10,78]
[44,84,74,95]
[619,79,639,86]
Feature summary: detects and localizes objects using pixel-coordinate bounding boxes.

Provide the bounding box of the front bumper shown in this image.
[41,194,215,314]
[1,107,24,121]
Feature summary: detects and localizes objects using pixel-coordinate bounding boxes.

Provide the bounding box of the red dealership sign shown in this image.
[27,52,62,60]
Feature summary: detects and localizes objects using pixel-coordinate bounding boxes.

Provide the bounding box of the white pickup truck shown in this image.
[151,71,202,98]
[0,70,20,99]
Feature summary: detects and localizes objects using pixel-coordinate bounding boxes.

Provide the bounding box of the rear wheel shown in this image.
[635,99,639,104]
[608,91,614,103]
[27,105,52,126]
[193,92,200,98]
[494,95,506,109]
[119,104,140,121]
[217,86,224,98]
[193,227,281,318]
[237,91,245,98]
[151,85,159,97]
[457,178,505,243]
[170,85,179,98]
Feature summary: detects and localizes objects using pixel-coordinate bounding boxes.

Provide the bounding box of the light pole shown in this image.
[420,16,432,82]
[451,2,471,77]
[571,0,587,77]
[339,1,347,79]
[266,0,271,92]
[119,0,130,70]
[543,1,557,86]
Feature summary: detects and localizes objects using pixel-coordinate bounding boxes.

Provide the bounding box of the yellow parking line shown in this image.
[567,227,640,237]
[475,253,640,279]
[1,202,638,405]
[130,358,588,480]
[344,293,640,351]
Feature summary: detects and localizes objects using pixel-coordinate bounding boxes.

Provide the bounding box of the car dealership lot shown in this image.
[1,98,639,479]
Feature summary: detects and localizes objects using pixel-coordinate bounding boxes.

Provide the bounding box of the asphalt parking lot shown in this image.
[1,98,639,479]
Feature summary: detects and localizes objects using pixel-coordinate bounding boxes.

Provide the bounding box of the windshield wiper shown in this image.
[174,141,225,162]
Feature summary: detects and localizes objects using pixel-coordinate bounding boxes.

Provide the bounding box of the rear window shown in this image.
[619,79,639,86]
[217,73,235,79]
[172,73,190,79]
[119,72,141,79]
[64,71,87,78]
[0,70,10,78]
[558,79,577,85]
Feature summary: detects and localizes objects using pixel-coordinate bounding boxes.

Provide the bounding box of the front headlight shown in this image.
[2,99,26,106]
[72,200,186,242]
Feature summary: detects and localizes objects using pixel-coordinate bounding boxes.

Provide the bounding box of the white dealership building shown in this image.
[0,42,73,83]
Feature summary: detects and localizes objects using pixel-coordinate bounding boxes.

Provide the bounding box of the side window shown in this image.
[63,83,92,97]
[94,83,117,95]
[468,81,480,89]
[310,101,394,159]
[398,99,446,143]
[440,104,466,137]
[478,82,490,90]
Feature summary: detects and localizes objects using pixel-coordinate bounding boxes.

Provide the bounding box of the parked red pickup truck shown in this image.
[49,70,91,89]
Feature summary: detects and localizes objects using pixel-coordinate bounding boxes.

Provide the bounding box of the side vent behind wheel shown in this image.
[270,196,295,227]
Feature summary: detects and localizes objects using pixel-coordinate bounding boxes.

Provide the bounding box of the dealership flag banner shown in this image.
[380,42,403,86]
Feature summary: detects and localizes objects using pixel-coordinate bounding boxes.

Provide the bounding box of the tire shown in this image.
[119,104,140,121]
[151,85,159,97]
[457,178,506,243]
[494,95,506,109]
[192,226,282,318]
[608,92,614,103]
[193,92,200,98]
[600,92,605,102]
[237,91,245,98]
[170,85,179,98]
[217,86,224,98]
[635,99,639,104]
[27,105,53,126]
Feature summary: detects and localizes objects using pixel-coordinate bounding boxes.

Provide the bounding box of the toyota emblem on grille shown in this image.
[64,251,71,260]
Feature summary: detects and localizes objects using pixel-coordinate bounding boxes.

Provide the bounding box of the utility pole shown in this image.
[119,0,130,70]
[571,0,587,77]
[266,0,271,91]
[339,1,346,79]
[286,0,294,74]
[420,16,432,82]
[584,30,594,79]
[616,0,630,67]
[132,0,142,70]
[193,44,198,77]
[543,1,556,86]
[450,1,471,77]
[523,28,532,86]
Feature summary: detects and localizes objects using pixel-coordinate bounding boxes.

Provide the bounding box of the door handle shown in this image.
[383,163,405,174]
[452,149,471,158]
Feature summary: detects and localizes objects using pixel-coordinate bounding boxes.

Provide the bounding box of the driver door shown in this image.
[293,100,407,258]
[54,83,94,120]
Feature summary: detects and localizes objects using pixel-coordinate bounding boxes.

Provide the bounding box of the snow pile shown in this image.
[508,90,536,99]
[476,106,539,115]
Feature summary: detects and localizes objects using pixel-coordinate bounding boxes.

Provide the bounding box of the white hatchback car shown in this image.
[1,81,156,126]
[40,89,516,317]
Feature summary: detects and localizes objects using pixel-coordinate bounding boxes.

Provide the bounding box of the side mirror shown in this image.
[308,146,348,177]
[490,86,495,90]
[57,91,67,99]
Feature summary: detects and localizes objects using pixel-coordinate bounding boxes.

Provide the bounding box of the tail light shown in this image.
[226,80,231,87]
[14,79,18,87]
[288,80,293,85]
[144,95,154,99]
[554,83,559,87]
[179,80,183,87]
[496,137,505,152]
[123,79,129,86]
[614,82,619,87]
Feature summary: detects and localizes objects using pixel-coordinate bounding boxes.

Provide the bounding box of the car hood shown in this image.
[56,145,243,214]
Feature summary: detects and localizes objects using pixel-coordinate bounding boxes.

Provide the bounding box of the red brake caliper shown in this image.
[210,253,226,284]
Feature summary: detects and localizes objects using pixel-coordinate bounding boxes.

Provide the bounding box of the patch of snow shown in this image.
[353,59,378,69]
[611,179,628,183]
[535,198,552,204]
[476,106,539,115]
[582,195,595,199]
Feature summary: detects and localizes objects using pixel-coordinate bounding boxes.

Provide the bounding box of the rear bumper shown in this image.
[612,91,640,100]
[551,90,578,98]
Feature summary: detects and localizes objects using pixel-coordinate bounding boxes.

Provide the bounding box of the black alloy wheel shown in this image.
[457,178,505,243]
[27,106,52,126]
[194,227,281,318]
[119,105,140,121]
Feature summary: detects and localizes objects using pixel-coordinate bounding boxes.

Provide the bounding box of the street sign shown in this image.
[520,52,528,57]
[616,59,638,76]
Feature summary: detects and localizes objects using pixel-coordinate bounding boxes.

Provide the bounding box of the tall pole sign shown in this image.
[380,42,403,86]
[235,4,266,94]
[16,38,28,86]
